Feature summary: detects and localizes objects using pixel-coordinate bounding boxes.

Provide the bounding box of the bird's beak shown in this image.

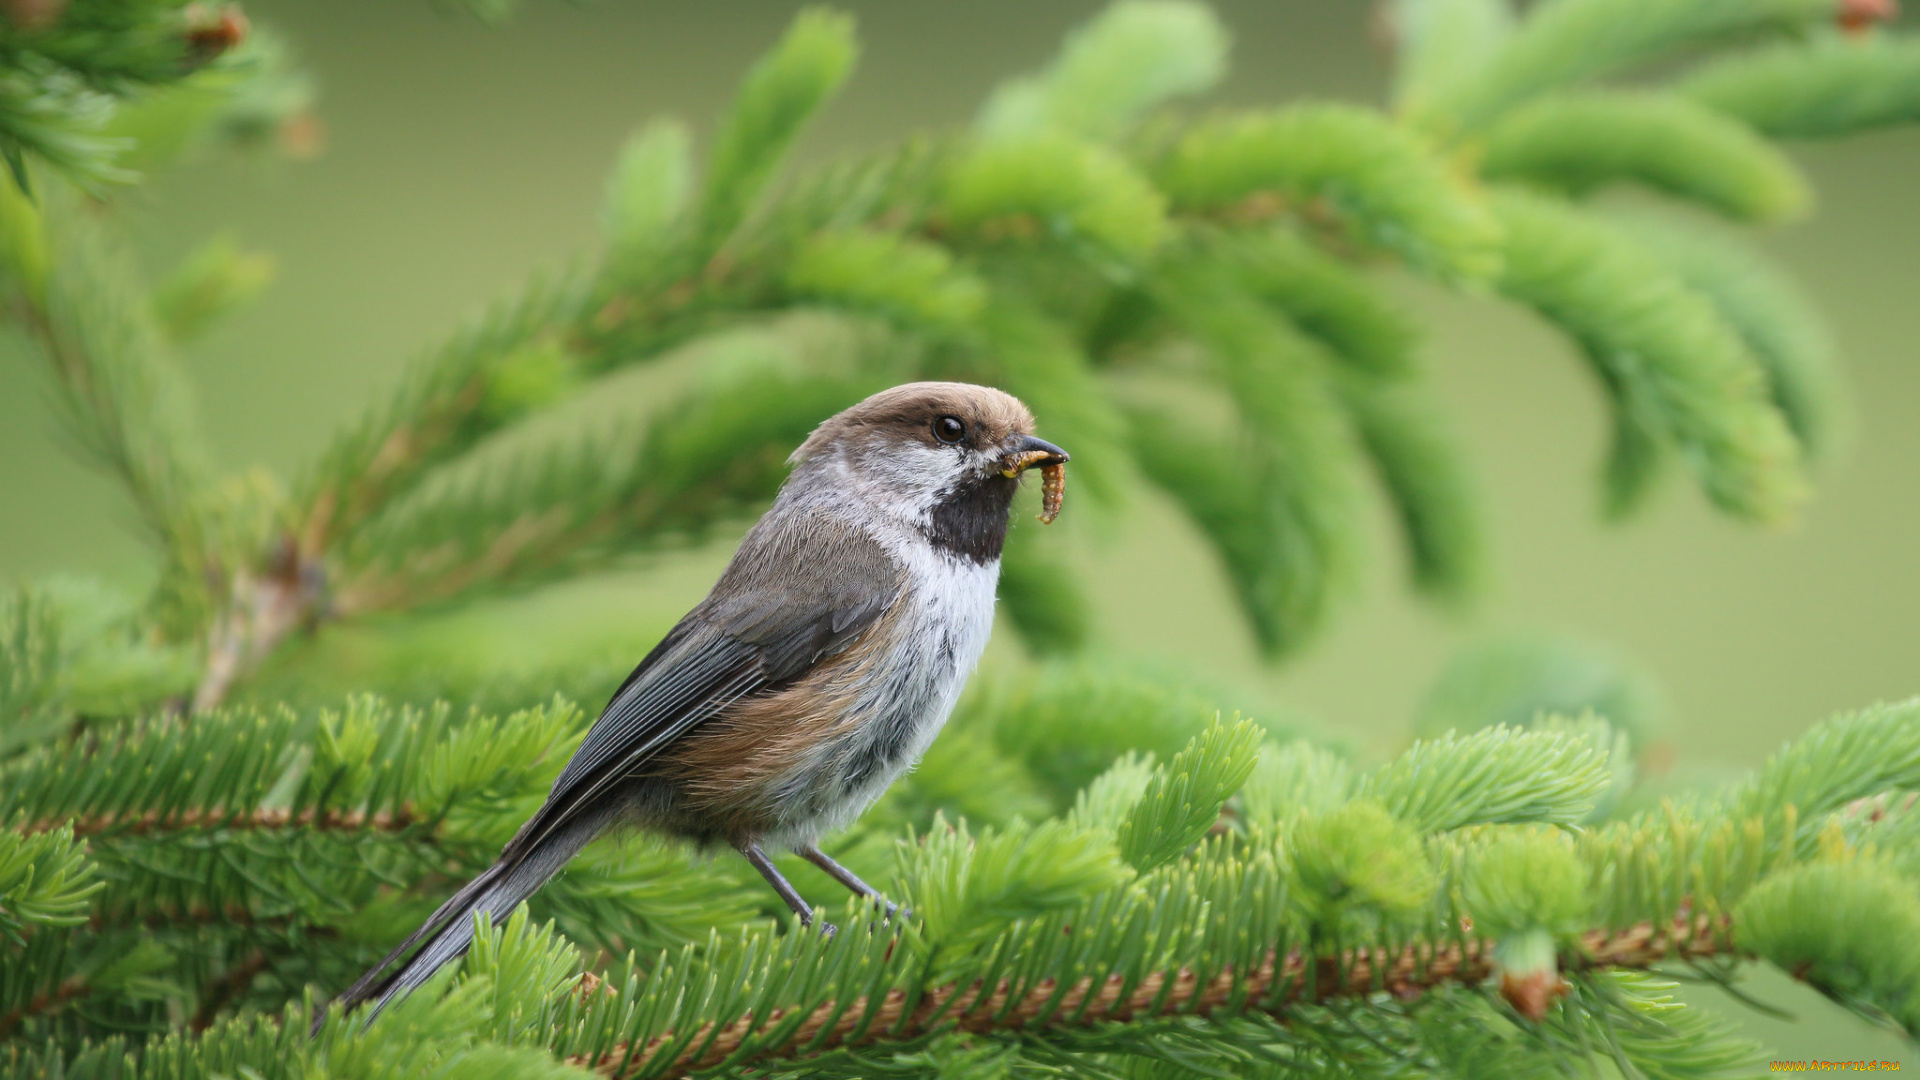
[999,435,1070,478]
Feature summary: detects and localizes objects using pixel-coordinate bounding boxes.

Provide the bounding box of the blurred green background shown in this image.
[2,0,1917,1057]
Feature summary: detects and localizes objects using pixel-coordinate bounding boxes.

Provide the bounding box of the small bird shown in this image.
[323,381,1068,1026]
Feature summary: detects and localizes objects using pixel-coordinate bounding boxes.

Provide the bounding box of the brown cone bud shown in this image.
[1838,0,1899,33]
[184,4,248,61]
[3,0,67,30]
[1500,967,1571,1021]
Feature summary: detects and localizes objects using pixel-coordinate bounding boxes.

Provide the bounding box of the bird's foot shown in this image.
[862,899,910,934]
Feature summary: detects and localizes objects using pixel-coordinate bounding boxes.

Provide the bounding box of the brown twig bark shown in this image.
[572,913,1730,1080]
[0,975,92,1039]
[27,804,417,839]
[191,535,326,714]
[190,950,270,1033]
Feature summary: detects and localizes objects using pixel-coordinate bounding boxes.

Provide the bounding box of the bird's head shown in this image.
[790,382,1069,553]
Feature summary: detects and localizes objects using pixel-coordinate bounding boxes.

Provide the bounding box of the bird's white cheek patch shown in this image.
[855,443,971,526]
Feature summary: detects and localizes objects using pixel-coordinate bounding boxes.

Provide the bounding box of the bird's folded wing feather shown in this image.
[507,508,903,860]
[334,507,902,1011]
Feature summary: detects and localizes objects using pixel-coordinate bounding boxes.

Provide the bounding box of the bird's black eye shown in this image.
[933,415,966,444]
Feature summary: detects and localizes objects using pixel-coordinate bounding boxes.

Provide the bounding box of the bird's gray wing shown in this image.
[504,508,901,860]
[330,510,900,1021]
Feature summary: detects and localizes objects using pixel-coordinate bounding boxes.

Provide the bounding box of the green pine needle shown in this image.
[978,0,1228,141]
[602,120,694,284]
[1490,188,1808,524]
[1736,858,1920,1031]
[1391,0,1515,119]
[784,228,987,332]
[1479,91,1812,222]
[1158,104,1503,282]
[1683,33,1920,140]
[1609,208,1843,459]
[0,825,99,944]
[1357,723,1612,834]
[698,8,859,250]
[944,133,1170,262]
[1115,717,1264,871]
[1436,0,1836,129]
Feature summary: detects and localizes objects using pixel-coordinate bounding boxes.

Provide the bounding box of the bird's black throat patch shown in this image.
[925,473,1019,564]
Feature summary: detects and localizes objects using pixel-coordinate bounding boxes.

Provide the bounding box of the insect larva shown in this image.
[1038,462,1065,524]
[1000,451,1066,523]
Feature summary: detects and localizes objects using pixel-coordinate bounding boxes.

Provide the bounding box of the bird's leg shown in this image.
[798,843,903,921]
[739,842,834,937]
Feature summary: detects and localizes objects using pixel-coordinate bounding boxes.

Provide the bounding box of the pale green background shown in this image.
[2,0,1917,1063]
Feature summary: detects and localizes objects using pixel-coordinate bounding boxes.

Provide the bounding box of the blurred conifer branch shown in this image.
[4,0,1916,701]
[0,2,302,189]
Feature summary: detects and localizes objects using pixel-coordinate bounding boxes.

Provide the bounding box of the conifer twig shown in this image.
[26,804,419,839]
[190,949,270,1033]
[575,913,1730,1079]
[191,539,326,714]
[0,973,91,1040]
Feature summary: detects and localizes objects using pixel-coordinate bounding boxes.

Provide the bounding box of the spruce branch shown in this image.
[72,0,1894,708]
[1608,209,1843,459]
[977,0,1227,142]
[328,329,906,616]
[695,8,858,254]
[1140,255,1368,656]
[0,588,65,760]
[0,179,214,557]
[8,695,1920,1070]
[1389,0,1515,120]
[1429,0,1841,130]
[602,119,692,286]
[33,804,420,840]
[0,970,91,1042]
[0,0,257,191]
[1155,103,1503,283]
[1206,227,1420,383]
[294,268,594,562]
[570,913,1734,1080]
[0,691,779,1025]
[1355,724,1611,834]
[1339,381,1483,606]
[2,0,1911,718]
[1488,188,1807,524]
[1478,91,1813,223]
[1114,718,1264,872]
[0,825,97,943]
[1682,32,1920,139]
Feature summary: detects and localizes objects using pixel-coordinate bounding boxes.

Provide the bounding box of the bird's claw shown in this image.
[863,900,910,934]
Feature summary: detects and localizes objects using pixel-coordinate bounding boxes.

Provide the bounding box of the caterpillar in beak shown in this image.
[1038,461,1065,524]
[1000,451,1067,524]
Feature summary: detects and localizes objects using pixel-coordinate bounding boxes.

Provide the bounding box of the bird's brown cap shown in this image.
[790,382,1036,463]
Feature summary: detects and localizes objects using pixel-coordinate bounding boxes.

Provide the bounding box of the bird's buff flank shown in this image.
[316,381,1068,1030]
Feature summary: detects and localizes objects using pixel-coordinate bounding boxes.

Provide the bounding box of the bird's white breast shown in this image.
[763,527,999,848]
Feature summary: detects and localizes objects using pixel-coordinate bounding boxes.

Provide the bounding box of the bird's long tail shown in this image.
[316,802,615,1034]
